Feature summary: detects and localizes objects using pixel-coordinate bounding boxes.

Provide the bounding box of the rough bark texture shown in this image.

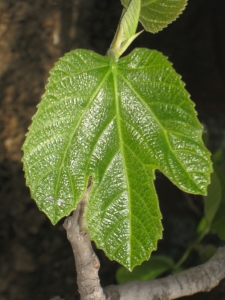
[104,247,225,300]
[63,180,105,300]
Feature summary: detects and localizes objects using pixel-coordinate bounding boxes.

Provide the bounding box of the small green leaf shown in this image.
[120,0,141,42]
[116,255,174,283]
[196,217,209,237]
[109,0,142,58]
[197,165,223,239]
[22,48,212,270]
[204,171,222,225]
[194,244,217,262]
[121,0,188,33]
[209,150,225,240]
[211,203,225,240]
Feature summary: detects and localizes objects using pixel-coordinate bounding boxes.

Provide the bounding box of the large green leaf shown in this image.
[22,48,212,270]
[121,0,188,33]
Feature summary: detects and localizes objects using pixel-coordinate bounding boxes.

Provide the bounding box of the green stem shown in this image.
[175,245,192,268]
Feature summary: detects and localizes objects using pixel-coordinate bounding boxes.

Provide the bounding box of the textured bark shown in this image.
[63,179,105,300]
[104,247,225,300]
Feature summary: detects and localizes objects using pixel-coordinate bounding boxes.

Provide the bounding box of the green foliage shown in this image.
[121,0,188,33]
[204,171,222,226]
[109,0,142,59]
[22,48,212,270]
[117,148,224,280]
[211,206,225,240]
[210,150,225,240]
[120,0,140,39]
[194,244,217,263]
[196,149,225,240]
[116,255,175,283]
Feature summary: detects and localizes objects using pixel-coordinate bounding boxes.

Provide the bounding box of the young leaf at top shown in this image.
[22,48,212,270]
[108,0,142,59]
[121,0,188,33]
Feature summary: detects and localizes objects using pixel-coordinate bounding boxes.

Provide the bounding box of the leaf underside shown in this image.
[121,0,188,33]
[22,48,212,270]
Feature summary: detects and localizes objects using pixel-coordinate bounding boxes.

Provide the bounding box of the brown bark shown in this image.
[63,179,105,300]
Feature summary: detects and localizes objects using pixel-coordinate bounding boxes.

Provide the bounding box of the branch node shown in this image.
[63,216,72,230]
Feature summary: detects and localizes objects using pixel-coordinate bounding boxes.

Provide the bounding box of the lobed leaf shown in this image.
[22,48,212,270]
[121,0,188,33]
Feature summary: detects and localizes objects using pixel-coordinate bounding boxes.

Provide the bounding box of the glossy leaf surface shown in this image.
[121,0,187,33]
[22,48,212,270]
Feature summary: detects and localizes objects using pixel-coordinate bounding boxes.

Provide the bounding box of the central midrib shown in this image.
[112,63,132,263]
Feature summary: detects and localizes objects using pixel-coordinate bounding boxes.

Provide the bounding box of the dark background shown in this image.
[0,0,225,299]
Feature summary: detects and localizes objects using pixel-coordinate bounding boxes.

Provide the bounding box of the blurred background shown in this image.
[0,0,225,299]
